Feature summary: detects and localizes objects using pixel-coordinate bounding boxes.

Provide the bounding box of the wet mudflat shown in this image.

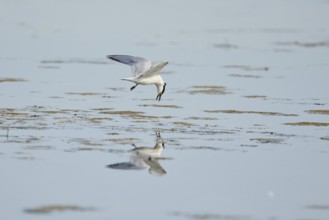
[1,0,329,220]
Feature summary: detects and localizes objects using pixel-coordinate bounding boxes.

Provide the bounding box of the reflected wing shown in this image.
[107,55,151,77]
[143,157,167,176]
[106,162,144,170]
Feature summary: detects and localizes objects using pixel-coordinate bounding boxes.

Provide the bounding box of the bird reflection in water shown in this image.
[107,132,168,176]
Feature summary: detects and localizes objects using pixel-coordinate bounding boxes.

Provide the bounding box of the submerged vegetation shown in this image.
[25,205,95,214]
[204,109,298,117]
[0,78,27,83]
[284,122,329,127]
[188,86,228,95]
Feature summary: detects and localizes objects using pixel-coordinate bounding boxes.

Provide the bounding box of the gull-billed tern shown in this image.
[107,55,168,101]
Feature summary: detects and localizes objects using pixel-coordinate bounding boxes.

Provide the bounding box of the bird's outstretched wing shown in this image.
[139,61,168,78]
[107,55,151,77]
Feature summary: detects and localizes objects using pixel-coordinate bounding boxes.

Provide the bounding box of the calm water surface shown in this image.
[1,0,329,220]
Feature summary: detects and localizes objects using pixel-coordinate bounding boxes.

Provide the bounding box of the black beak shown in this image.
[156,83,166,101]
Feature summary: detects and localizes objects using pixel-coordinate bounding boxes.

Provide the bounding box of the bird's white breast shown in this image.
[137,75,163,85]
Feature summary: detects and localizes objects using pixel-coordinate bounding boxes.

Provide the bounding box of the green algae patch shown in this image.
[89,117,113,123]
[173,121,196,127]
[65,92,105,96]
[305,204,329,210]
[244,95,267,99]
[100,110,144,116]
[192,86,226,89]
[223,65,269,71]
[41,58,108,65]
[0,78,27,83]
[99,110,172,121]
[171,211,250,220]
[25,204,95,214]
[306,110,329,115]
[24,145,54,150]
[0,108,29,116]
[284,122,329,127]
[213,43,238,49]
[250,138,284,144]
[205,109,298,116]
[92,108,114,111]
[38,110,66,114]
[189,86,228,95]
[44,109,81,114]
[107,137,140,145]
[100,110,145,120]
[229,74,261,78]
[185,116,218,120]
[321,136,329,141]
[275,41,329,48]
[71,138,104,147]
[139,104,182,108]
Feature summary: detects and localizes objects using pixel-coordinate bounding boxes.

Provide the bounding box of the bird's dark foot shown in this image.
[130,84,138,91]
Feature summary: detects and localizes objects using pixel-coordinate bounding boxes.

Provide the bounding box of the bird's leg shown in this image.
[130,84,138,91]
[156,93,162,101]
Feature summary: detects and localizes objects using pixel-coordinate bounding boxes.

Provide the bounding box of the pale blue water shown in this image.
[1,0,329,220]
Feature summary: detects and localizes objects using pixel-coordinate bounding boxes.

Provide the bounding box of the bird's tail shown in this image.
[121,77,136,83]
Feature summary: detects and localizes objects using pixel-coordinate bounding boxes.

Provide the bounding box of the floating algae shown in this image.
[305,204,329,210]
[40,58,108,65]
[99,110,144,116]
[106,137,140,145]
[0,78,27,83]
[24,145,54,150]
[25,204,95,214]
[188,86,228,95]
[213,43,238,49]
[69,138,104,147]
[89,117,113,123]
[306,110,329,115]
[185,116,218,120]
[205,110,298,117]
[99,110,172,121]
[223,64,269,71]
[274,41,329,48]
[229,74,262,78]
[244,95,267,99]
[284,122,329,127]
[250,138,284,144]
[139,104,182,108]
[173,121,196,127]
[65,92,106,96]
[321,137,329,141]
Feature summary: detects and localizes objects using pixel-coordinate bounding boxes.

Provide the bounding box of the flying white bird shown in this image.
[107,55,168,101]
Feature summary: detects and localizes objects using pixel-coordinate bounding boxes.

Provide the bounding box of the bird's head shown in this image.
[156,83,166,101]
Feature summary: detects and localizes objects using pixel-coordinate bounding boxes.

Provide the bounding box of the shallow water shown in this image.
[1,0,329,220]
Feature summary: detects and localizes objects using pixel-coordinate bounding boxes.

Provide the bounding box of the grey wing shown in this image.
[139,61,168,78]
[107,55,151,77]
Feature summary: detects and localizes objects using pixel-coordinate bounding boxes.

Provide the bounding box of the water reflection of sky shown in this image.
[1,0,329,220]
